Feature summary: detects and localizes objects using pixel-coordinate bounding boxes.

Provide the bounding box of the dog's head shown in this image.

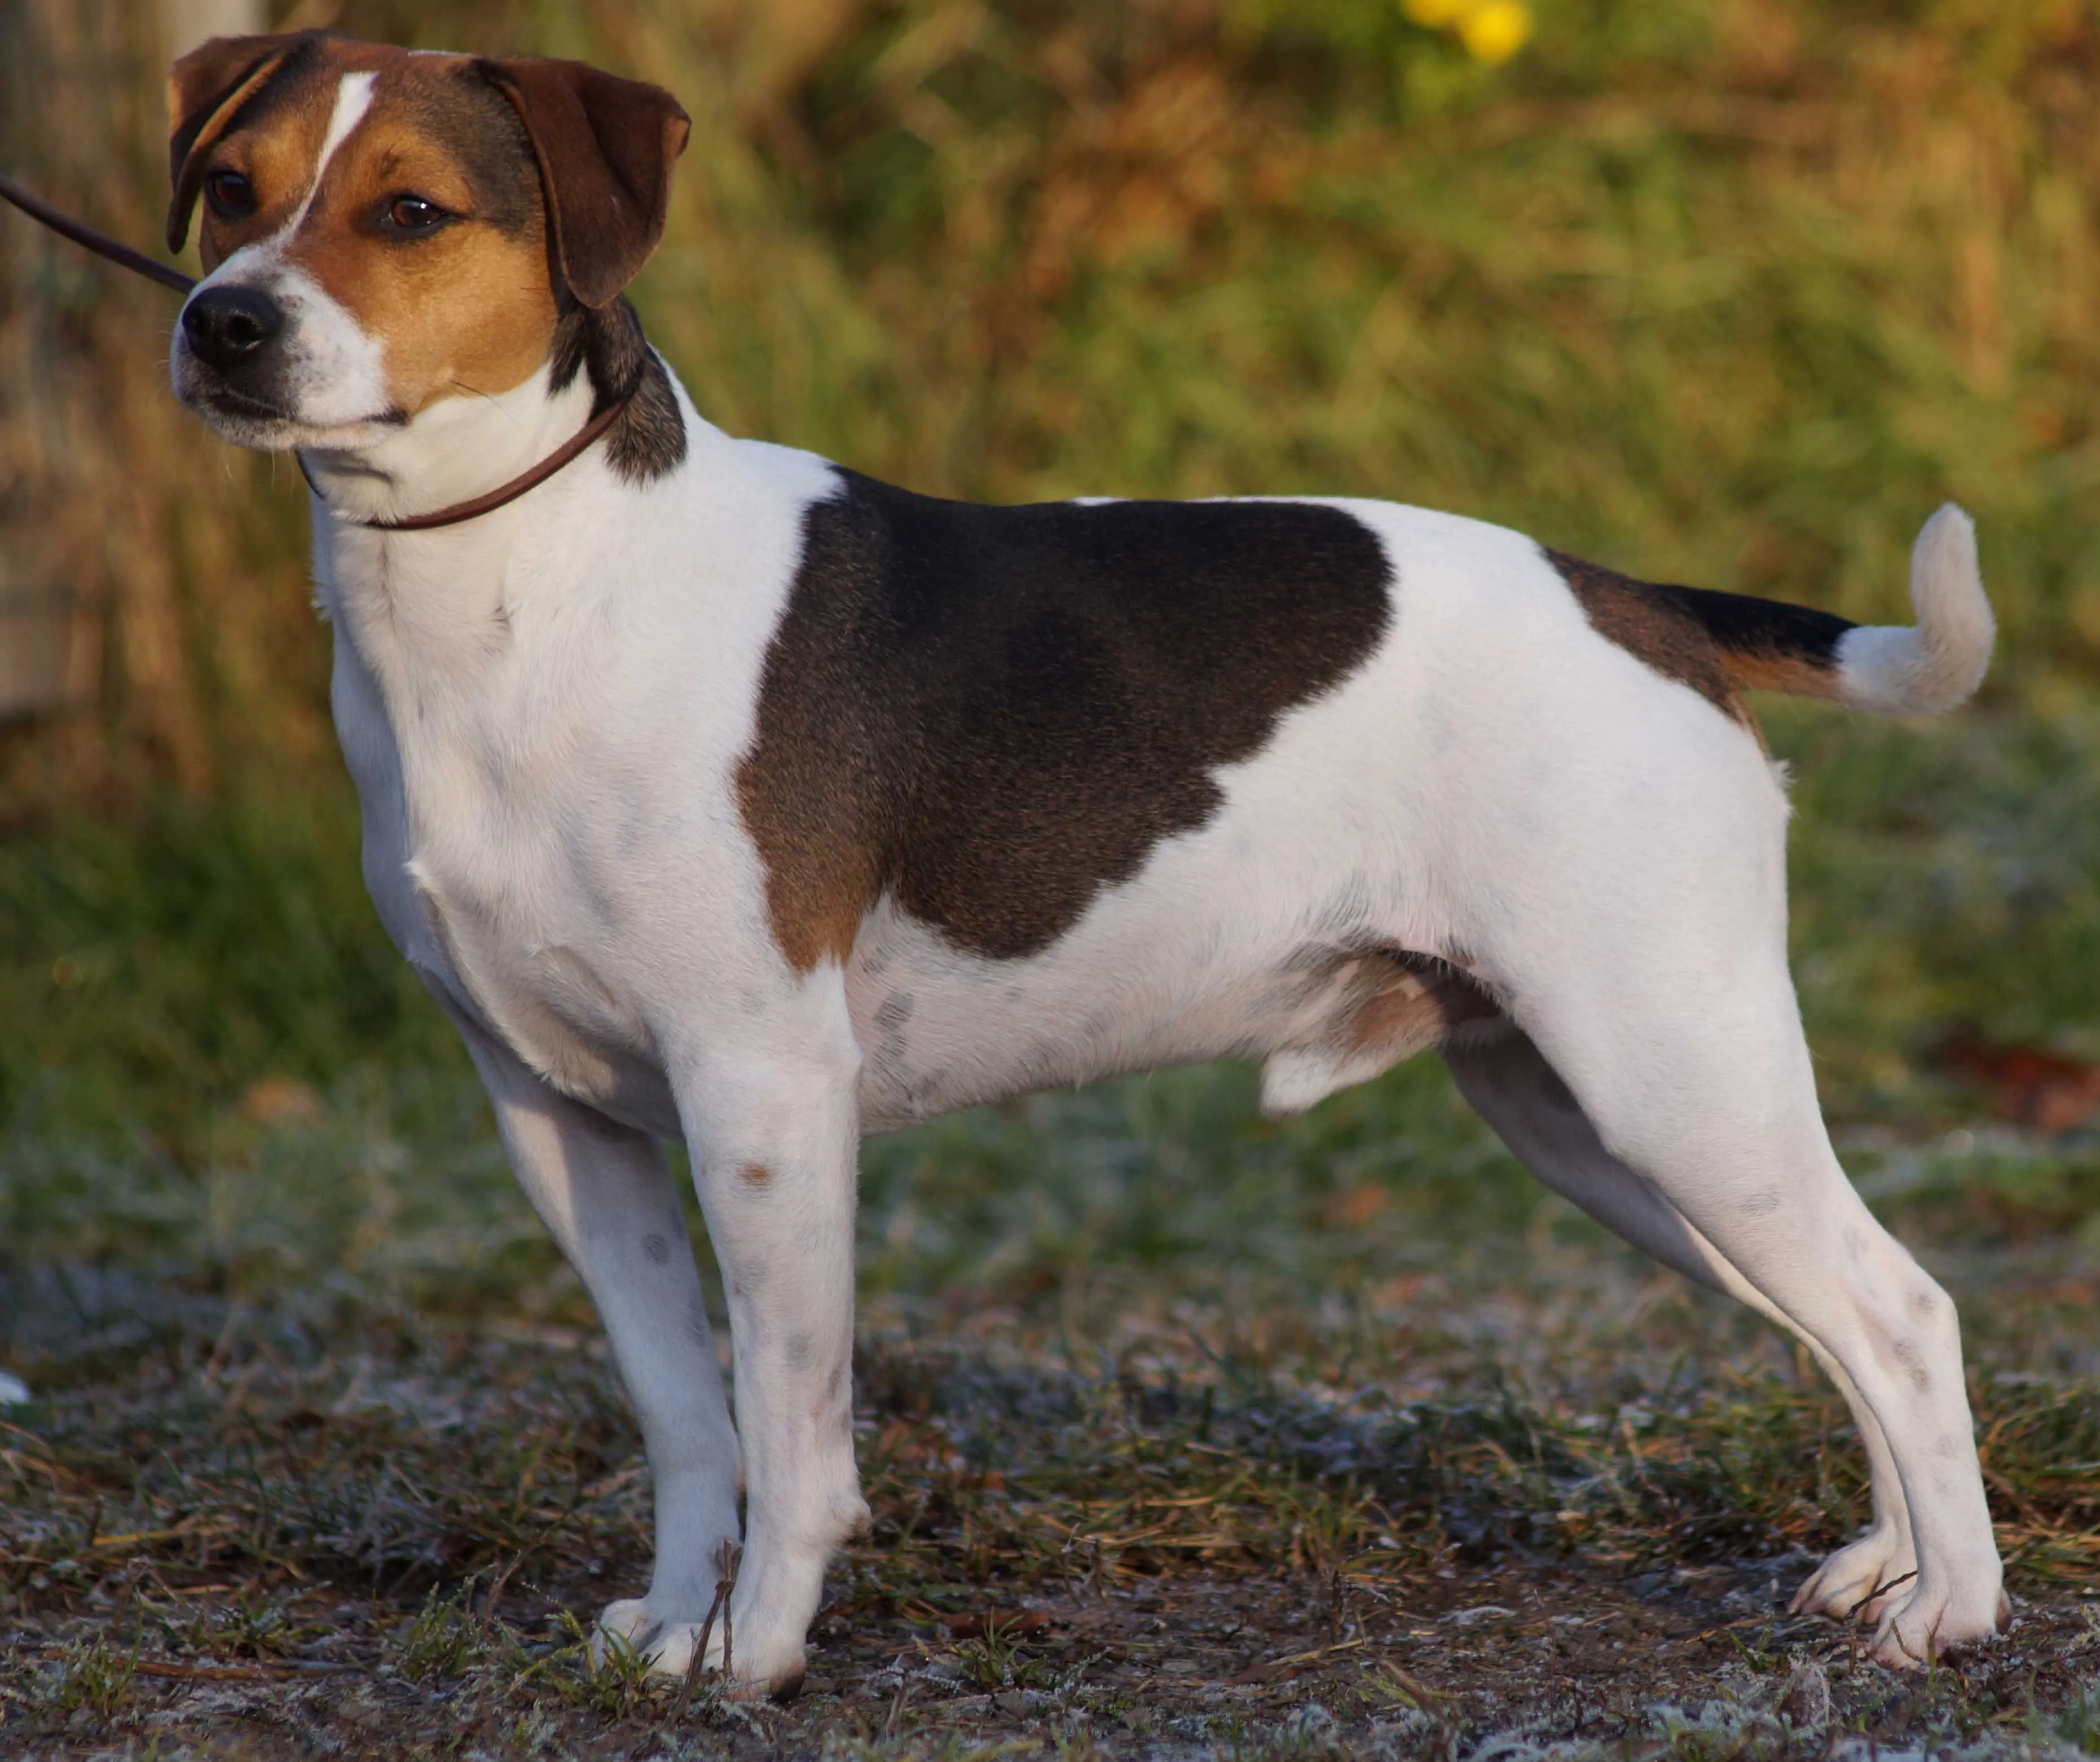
[166,32,688,451]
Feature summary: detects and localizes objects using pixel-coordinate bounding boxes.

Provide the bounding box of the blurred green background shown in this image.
[2,0,2097,1340]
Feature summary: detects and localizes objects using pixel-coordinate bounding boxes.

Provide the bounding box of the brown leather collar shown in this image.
[0,171,629,536]
[296,391,633,533]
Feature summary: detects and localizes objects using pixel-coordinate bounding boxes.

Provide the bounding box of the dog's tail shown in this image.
[1679,505,1995,715]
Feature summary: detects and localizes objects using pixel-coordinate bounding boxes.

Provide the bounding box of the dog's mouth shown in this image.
[197,385,299,425]
[170,352,300,444]
[171,331,402,452]
[177,374,407,453]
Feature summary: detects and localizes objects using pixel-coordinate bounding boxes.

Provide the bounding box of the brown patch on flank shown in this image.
[734,760,883,973]
[741,1162,776,1188]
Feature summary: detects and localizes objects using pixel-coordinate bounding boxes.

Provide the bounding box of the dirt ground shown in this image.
[5,1233,2097,1760]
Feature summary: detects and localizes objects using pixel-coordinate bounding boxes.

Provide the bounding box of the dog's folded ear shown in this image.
[477,56,690,310]
[165,32,318,252]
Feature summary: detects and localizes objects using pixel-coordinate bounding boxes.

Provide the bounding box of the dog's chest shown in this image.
[407,827,682,1134]
[328,584,698,1136]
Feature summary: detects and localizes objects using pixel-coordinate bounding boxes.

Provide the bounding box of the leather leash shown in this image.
[0,170,197,294]
[1,169,629,532]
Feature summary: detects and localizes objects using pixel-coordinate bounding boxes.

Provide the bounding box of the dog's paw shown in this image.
[589,1598,671,1668]
[1789,1525,1916,1624]
[590,1598,804,1700]
[655,1618,804,1701]
[1865,1580,2011,1670]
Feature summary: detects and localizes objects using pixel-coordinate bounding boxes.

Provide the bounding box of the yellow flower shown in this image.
[1457,0,1533,63]
[1401,0,1535,63]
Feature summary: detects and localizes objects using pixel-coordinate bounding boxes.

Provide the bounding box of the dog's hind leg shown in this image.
[1446,1027,1916,1624]
[443,1007,743,1672]
[1491,944,2003,1667]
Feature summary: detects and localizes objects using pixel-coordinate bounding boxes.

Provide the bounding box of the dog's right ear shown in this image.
[166,33,311,252]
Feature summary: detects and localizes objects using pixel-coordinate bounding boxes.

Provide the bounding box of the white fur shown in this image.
[293,72,377,233]
[171,149,2005,1677]
[1837,505,1995,714]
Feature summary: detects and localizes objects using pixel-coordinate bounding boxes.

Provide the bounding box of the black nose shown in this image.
[181,285,284,372]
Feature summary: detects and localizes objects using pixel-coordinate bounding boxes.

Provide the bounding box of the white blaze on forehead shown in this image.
[272,74,390,425]
[188,68,380,293]
[283,69,378,237]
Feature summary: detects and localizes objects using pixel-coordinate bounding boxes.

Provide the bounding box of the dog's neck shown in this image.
[300,298,687,530]
[303,356,593,531]
[309,299,693,718]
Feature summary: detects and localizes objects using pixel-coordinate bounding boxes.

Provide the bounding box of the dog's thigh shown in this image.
[442,1002,741,1631]
[1446,1027,1916,1620]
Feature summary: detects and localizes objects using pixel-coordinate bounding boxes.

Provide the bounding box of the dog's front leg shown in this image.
[441,1006,744,1667]
[672,1038,870,1698]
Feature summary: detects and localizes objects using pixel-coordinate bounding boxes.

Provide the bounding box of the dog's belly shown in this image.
[847,896,1493,1134]
[848,905,1295,1130]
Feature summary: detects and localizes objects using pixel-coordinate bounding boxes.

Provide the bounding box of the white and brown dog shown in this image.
[162,32,2006,1693]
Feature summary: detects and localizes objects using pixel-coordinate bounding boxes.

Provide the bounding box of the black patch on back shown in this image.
[549,296,685,483]
[741,475,1393,963]
[1653,579,1854,669]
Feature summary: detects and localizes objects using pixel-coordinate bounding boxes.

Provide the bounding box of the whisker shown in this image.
[449,378,525,429]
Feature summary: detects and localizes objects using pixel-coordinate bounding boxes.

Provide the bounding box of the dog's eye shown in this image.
[204,170,256,219]
[382,195,449,234]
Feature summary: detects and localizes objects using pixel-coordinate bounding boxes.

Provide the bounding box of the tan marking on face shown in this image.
[189,45,560,417]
